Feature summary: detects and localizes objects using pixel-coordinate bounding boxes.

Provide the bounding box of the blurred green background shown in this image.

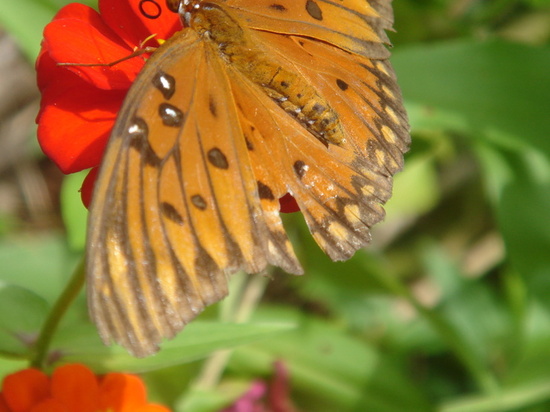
[1,0,550,411]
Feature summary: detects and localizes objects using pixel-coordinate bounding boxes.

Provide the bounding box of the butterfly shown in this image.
[86,0,410,357]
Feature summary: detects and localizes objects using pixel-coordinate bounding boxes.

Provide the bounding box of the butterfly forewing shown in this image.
[87,0,409,356]
[225,0,393,58]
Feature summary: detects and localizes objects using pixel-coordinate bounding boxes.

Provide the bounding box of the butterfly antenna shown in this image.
[57,33,161,68]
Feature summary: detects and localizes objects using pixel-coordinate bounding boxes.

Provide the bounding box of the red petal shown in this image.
[51,2,100,22]
[81,167,99,209]
[36,3,101,93]
[0,395,10,412]
[279,194,300,213]
[37,70,124,173]
[2,369,50,412]
[43,3,144,91]
[50,364,99,412]
[100,0,182,48]
[36,47,57,94]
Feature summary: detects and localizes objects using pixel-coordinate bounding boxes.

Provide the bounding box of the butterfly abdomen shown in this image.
[187,2,344,146]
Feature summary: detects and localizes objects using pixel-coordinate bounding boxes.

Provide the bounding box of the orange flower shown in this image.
[0,364,170,412]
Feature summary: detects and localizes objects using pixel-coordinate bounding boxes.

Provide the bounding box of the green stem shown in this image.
[31,257,86,369]
[370,268,500,395]
[193,272,269,390]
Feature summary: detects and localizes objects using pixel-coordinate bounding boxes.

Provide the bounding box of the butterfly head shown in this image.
[166,0,206,27]
[165,0,182,13]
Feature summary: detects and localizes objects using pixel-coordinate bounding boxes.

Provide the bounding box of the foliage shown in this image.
[0,0,549,411]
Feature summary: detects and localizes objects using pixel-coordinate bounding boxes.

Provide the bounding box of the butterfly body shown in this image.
[87,0,410,356]
[186,1,343,145]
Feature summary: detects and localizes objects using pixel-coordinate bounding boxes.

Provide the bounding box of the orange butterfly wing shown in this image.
[87,0,409,356]
[229,29,409,260]
[225,0,393,58]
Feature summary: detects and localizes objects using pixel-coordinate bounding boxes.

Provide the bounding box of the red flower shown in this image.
[0,363,170,412]
[36,0,299,212]
[36,0,180,207]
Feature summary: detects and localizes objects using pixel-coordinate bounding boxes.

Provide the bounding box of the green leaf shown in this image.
[475,137,550,279]
[0,234,80,304]
[61,171,88,251]
[0,284,49,356]
[394,38,550,300]
[0,0,57,61]
[385,153,440,219]
[0,0,97,61]
[500,178,550,279]
[0,359,29,383]
[394,40,550,154]
[505,301,550,385]
[441,381,550,412]
[421,242,514,370]
[176,380,250,412]
[498,172,550,279]
[59,321,296,373]
[229,307,432,412]
[528,0,550,6]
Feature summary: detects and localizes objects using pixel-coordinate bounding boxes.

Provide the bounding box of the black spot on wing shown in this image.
[152,71,176,100]
[207,148,229,169]
[161,201,184,225]
[245,136,254,151]
[336,78,349,91]
[269,4,287,12]
[306,0,323,20]
[293,160,308,179]
[127,116,149,141]
[191,194,207,210]
[127,116,161,167]
[159,103,184,127]
[257,181,275,200]
[209,95,217,117]
[194,246,221,284]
